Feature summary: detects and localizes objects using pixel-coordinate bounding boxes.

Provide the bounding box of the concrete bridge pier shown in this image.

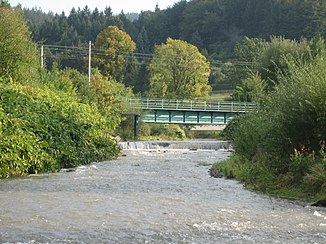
[122,113,140,140]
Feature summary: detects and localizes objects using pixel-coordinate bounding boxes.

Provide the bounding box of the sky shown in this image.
[9,0,182,14]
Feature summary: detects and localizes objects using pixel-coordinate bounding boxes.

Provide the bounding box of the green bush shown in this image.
[186,129,221,139]
[212,155,249,180]
[0,82,119,177]
[0,7,123,178]
[220,54,326,200]
[116,116,135,141]
[303,162,326,195]
[149,124,186,139]
[0,110,56,177]
[0,7,39,84]
[139,123,151,137]
[39,65,77,95]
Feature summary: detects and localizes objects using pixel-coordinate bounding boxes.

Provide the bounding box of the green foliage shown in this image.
[116,117,136,141]
[139,124,186,140]
[42,67,134,132]
[221,52,326,200]
[115,121,187,141]
[0,1,10,7]
[227,112,284,163]
[63,68,97,103]
[303,160,326,195]
[149,38,211,99]
[258,37,313,89]
[233,73,268,103]
[20,0,326,96]
[87,68,136,141]
[90,69,134,126]
[138,123,151,137]
[273,55,326,155]
[231,55,326,160]
[311,1,326,36]
[0,81,119,177]
[0,7,39,84]
[234,37,268,64]
[0,7,125,178]
[211,156,241,180]
[0,107,56,177]
[233,36,326,102]
[186,130,221,140]
[39,64,76,94]
[22,0,326,63]
[94,26,136,82]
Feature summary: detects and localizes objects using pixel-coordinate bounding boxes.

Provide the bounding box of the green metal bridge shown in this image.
[127,98,256,125]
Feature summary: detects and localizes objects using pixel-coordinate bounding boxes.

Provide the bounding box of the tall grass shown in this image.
[216,55,326,201]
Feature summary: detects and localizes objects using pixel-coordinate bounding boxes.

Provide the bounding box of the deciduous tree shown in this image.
[94,26,136,82]
[149,38,211,99]
[0,6,39,83]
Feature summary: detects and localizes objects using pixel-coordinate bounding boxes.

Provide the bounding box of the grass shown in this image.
[212,154,326,204]
[209,91,233,101]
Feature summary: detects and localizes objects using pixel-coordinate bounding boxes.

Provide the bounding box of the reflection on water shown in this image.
[0,145,325,243]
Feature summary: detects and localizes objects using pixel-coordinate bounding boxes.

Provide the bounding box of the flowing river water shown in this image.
[0,141,325,243]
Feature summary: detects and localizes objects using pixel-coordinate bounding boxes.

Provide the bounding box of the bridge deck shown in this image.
[126,98,256,125]
[127,98,256,113]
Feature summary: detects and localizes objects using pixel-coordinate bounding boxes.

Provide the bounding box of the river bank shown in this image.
[210,154,326,207]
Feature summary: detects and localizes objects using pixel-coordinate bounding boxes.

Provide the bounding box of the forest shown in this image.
[20,0,326,93]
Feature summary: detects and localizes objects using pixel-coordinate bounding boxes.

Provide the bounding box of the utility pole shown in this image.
[88,41,91,86]
[40,45,44,68]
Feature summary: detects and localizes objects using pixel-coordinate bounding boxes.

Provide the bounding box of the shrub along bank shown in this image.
[212,56,326,203]
[0,6,127,177]
[0,81,120,177]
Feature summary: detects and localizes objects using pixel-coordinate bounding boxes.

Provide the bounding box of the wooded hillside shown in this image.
[21,0,326,92]
[23,0,326,55]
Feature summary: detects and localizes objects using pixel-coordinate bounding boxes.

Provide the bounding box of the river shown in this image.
[0,141,325,243]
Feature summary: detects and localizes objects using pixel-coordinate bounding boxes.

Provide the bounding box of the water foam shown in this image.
[119,140,231,151]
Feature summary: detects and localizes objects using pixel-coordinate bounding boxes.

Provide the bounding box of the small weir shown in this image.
[119,140,231,150]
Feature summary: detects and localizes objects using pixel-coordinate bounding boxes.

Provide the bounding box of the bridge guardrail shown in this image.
[127,98,256,113]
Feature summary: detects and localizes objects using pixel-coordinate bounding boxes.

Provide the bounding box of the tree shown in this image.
[258,36,324,89]
[311,0,326,38]
[0,6,39,83]
[0,0,10,7]
[231,36,326,102]
[136,26,150,54]
[149,38,211,99]
[227,37,268,94]
[94,26,136,82]
[232,73,267,103]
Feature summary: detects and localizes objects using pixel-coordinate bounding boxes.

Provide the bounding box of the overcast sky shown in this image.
[9,0,182,14]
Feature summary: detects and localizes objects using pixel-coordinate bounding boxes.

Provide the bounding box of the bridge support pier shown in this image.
[122,113,141,141]
[134,115,140,140]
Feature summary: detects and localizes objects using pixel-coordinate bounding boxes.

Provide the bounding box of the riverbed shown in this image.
[0,142,325,243]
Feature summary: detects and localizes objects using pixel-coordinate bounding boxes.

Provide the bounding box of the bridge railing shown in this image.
[127,98,256,113]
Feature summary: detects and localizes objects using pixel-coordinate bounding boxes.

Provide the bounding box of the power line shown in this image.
[40,43,260,68]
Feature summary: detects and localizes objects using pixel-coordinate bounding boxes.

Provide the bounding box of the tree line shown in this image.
[20,0,326,94]
[23,0,326,57]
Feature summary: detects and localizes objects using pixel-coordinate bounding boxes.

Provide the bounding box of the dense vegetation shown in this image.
[149,38,211,99]
[213,38,326,202]
[0,5,133,177]
[19,0,326,94]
